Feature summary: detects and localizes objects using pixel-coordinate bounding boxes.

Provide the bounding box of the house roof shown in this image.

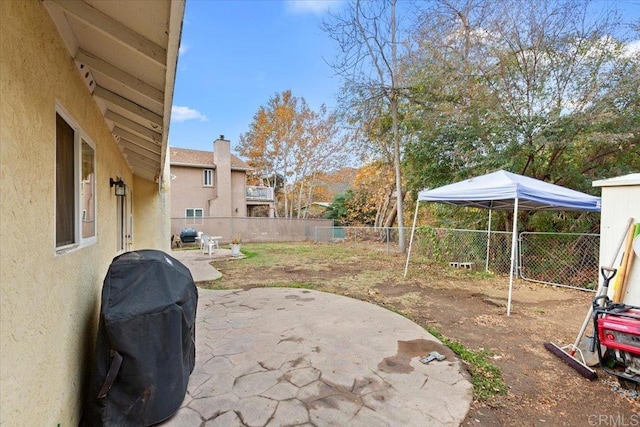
[170,147,252,171]
[43,0,184,183]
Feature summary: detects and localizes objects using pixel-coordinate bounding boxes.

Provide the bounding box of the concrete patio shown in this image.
[164,250,472,426]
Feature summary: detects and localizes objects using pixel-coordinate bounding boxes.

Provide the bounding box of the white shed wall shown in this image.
[594,176,640,304]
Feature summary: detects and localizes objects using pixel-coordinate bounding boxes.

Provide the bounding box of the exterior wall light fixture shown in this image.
[110,177,126,197]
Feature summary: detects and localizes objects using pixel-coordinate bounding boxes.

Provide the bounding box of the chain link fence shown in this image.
[410,227,514,274]
[519,232,600,290]
[314,226,599,291]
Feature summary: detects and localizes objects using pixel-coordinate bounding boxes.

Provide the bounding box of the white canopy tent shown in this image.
[404,170,602,315]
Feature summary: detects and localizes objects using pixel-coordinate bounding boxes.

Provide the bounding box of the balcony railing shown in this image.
[246,186,274,201]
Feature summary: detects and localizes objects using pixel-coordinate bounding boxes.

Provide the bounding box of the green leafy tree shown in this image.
[325,192,351,225]
[401,0,639,231]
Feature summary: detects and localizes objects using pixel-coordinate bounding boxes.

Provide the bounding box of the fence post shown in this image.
[485,209,492,273]
[518,233,523,278]
[386,227,390,253]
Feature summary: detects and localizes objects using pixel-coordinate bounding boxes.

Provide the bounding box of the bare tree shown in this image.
[324,0,412,252]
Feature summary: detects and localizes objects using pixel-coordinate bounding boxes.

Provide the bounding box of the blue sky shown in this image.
[169,0,343,153]
[168,0,640,154]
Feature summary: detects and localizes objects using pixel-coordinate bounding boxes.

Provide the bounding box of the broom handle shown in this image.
[570,217,634,353]
[617,223,640,302]
[613,223,636,302]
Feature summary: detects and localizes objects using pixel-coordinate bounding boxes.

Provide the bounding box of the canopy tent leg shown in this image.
[403,201,421,278]
[485,208,492,273]
[507,198,519,316]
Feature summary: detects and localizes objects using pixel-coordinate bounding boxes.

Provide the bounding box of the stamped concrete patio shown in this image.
[165,250,472,426]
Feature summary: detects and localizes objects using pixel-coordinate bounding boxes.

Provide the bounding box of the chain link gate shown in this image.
[519,232,600,291]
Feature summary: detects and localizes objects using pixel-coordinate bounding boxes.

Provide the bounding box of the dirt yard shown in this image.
[199,242,639,426]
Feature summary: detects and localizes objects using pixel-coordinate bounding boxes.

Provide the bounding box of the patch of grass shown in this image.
[468,271,495,279]
[263,282,316,290]
[197,280,236,290]
[425,326,506,401]
[239,248,258,259]
[384,305,409,317]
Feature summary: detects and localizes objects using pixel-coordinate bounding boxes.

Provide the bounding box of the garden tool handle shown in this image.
[600,266,616,283]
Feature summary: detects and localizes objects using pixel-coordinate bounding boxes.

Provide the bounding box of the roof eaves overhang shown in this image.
[43,0,185,184]
[170,162,216,169]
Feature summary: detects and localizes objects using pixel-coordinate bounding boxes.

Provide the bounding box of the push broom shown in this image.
[544,218,634,380]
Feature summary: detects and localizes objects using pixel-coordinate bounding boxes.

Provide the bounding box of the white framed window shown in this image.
[185,208,203,225]
[203,169,213,187]
[55,105,97,253]
[81,137,96,240]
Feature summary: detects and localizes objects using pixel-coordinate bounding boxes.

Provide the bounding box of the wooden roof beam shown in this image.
[119,138,161,162]
[75,49,164,105]
[105,110,162,143]
[49,0,167,66]
[94,86,162,128]
[113,127,161,154]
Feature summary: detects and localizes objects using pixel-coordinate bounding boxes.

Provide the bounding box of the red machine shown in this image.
[592,296,640,387]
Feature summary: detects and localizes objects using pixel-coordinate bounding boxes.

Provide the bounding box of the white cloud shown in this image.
[171,106,208,122]
[179,44,189,55]
[623,39,640,57]
[286,0,341,15]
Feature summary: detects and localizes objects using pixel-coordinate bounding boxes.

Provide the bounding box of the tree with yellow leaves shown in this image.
[238,90,350,218]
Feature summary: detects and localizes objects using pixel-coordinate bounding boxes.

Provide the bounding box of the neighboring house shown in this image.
[1,1,183,424]
[170,137,275,221]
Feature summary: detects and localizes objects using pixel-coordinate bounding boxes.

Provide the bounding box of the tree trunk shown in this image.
[304,179,317,219]
[296,182,305,219]
[384,200,397,227]
[390,0,405,253]
[375,190,391,228]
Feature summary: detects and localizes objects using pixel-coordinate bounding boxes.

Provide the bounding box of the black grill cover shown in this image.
[83,250,197,426]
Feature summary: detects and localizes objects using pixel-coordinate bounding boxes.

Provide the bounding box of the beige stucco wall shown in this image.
[231,170,247,216]
[0,1,168,424]
[169,165,249,222]
[133,174,171,251]
[170,165,217,220]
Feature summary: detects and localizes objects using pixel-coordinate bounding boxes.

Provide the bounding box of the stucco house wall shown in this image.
[0,1,172,424]
[170,164,217,218]
[134,172,172,250]
[170,139,256,223]
[231,170,248,216]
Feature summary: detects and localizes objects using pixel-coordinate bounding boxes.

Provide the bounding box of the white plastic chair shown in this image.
[202,235,219,256]
[196,231,204,249]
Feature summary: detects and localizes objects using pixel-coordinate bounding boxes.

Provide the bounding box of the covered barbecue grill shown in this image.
[83,250,198,426]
